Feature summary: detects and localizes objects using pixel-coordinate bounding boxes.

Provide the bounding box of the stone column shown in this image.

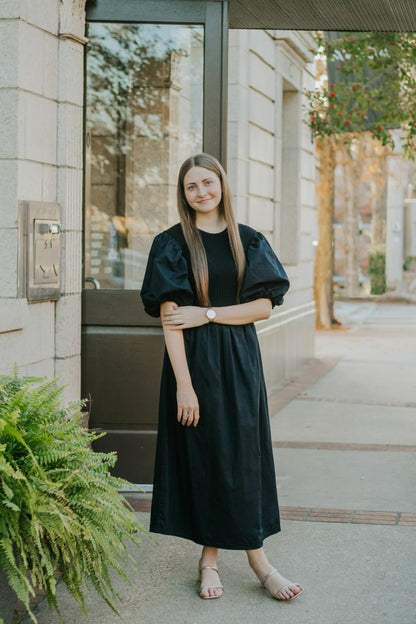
[0,0,60,378]
[227,29,249,223]
[54,0,87,404]
[386,155,405,290]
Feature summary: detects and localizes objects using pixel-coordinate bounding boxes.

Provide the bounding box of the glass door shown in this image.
[84,23,204,290]
[82,1,227,484]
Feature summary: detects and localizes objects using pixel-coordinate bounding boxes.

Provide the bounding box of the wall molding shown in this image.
[59,0,88,44]
[256,301,315,335]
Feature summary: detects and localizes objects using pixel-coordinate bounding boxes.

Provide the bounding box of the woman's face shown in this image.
[183,166,222,215]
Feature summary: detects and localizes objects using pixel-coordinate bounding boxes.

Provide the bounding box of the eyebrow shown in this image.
[185,176,215,186]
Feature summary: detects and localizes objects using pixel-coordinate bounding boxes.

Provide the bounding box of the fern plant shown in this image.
[0,371,145,623]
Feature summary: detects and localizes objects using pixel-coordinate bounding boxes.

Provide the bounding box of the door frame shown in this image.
[82,0,230,483]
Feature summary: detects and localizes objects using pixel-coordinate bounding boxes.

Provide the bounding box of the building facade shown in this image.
[0,0,316,482]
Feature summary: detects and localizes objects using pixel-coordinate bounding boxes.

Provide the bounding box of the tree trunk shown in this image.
[343,144,361,297]
[370,145,387,246]
[314,135,336,329]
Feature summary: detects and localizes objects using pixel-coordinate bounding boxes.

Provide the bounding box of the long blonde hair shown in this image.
[177,153,246,306]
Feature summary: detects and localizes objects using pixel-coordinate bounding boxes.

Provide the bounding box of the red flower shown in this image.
[361,113,366,119]
[330,92,336,98]
[345,120,351,126]
[377,125,382,132]
[336,67,341,71]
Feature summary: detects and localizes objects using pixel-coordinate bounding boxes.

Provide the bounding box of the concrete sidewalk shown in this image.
[24,301,416,624]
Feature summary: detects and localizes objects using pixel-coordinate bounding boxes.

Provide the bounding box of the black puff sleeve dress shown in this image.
[140,223,290,550]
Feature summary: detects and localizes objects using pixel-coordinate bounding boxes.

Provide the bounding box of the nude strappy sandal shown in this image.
[198,565,224,600]
[261,568,303,601]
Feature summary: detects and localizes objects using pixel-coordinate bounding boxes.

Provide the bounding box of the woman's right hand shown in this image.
[176,381,200,427]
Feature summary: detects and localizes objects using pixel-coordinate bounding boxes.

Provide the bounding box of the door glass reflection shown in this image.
[84,23,204,289]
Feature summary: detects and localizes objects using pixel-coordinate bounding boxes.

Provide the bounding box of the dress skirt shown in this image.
[150,321,281,550]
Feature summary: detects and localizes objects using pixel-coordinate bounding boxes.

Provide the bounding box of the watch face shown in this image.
[207,308,216,320]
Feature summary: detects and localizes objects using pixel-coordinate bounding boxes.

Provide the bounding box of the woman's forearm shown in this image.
[162,298,272,330]
[211,298,272,325]
[161,301,192,384]
[161,301,200,427]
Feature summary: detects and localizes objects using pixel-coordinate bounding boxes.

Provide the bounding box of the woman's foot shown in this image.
[198,564,223,599]
[258,567,303,601]
[198,547,223,599]
[247,548,303,601]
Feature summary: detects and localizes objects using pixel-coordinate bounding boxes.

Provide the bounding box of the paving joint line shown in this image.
[297,395,416,408]
[273,441,416,452]
[124,496,416,527]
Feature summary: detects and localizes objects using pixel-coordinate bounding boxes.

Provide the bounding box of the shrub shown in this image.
[0,371,145,623]
[403,256,416,271]
[368,244,386,295]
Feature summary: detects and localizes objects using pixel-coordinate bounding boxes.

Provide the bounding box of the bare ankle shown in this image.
[199,546,219,568]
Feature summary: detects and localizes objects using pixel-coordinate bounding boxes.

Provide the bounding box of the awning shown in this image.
[229,0,416,31]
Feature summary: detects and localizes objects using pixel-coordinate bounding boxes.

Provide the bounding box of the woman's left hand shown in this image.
[162,306,208,329]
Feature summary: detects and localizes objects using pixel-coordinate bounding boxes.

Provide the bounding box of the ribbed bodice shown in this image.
[198,228,239,306]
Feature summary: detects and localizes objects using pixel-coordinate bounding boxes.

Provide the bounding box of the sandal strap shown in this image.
[199,565,219,573]
[261,567,278,586]
[199,565,223,590]
[261,568,303,599]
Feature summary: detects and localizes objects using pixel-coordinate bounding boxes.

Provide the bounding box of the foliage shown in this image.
[368,243,387,294]
[306,32,416,156]
[403,256,416,271]
[0,371,145,623]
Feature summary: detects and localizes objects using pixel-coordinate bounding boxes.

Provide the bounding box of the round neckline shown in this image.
[198,227,228,236]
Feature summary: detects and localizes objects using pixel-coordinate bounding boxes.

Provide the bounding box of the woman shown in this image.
[140,153,303,602]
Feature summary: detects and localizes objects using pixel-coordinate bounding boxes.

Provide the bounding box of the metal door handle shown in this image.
[85,277,101,289]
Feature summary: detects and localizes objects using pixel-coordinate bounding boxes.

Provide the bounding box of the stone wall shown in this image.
[0,0,85,405]
[228,30,316,390]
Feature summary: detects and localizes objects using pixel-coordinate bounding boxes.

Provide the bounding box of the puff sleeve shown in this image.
[140,232,194,317]
[241,232,290,307]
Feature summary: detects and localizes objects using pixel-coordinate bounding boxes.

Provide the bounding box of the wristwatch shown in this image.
[206,308,217,322]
